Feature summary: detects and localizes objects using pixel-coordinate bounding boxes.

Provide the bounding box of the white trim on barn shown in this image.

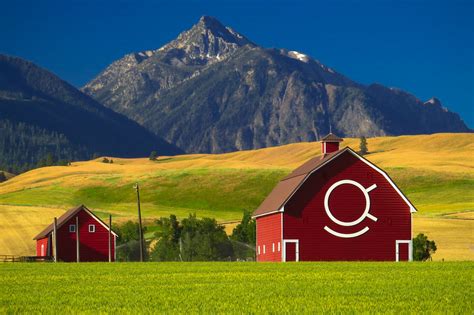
[82,207,118,237]
[395,240,413,262]
[282,239,299,262]
[253,147,416,219]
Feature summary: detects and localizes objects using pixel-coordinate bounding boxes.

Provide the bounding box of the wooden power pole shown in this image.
[108,214,112,262]
[53,217,58,262]
[135,183,144,262]
[76,216,80,263]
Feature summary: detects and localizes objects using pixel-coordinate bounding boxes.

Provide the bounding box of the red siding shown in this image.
[36,237,49,257]
[282,151,411,261]
[322,142,340,154]
[256,213,282,262]
[55,209,115,262]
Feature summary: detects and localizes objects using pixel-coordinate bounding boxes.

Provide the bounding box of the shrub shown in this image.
[413,233,437,261]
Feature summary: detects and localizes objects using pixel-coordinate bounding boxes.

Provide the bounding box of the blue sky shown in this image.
[1,0,473,127]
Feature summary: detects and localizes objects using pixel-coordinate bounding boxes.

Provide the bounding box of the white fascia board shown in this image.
[346,149,417,213]
[83,207,119,236]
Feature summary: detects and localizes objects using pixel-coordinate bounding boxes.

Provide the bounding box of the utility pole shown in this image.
[76,216,80,263]
[134,183,144,262]
[108,214,112,263]
[53,217,58,262]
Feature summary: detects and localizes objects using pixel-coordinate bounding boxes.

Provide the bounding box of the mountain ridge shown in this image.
[82,16,471,153]
[0,54,182,172]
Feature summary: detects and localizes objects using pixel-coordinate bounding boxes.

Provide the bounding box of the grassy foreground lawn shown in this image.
[1,262,472,313]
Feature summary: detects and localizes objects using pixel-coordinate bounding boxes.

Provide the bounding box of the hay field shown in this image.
[0,133,472,258]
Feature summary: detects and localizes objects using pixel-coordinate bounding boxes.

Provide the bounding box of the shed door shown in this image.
[396,242,409,261]
[284,240,299,262]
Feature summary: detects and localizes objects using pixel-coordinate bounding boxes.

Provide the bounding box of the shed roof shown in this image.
[253,147,416,218]
[33,205,117,240]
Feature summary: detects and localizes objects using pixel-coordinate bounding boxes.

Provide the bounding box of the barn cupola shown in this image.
[320,133,343,154]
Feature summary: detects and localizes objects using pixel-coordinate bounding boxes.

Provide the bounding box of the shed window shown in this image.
[272,243,275,253]
[69,224,76,232]
[278,242,281,252]
[258,246,260,255]
[88,224,96,233]
[263,245,266,254]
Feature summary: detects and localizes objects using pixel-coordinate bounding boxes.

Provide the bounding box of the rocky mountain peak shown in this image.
[156,16,255,63]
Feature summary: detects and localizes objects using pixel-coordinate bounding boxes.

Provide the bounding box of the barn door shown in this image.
[396,240,411,261]
[283,240,299,262]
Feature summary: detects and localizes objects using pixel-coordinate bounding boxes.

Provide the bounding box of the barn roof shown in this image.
[253,147,416,218]
[33,205,118,240]
[320,133,343,142]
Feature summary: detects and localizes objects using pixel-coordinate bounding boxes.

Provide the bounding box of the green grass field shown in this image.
[1,262,472,313]
[0,133,472,259]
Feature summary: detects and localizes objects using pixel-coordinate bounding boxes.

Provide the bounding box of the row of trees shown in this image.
[113,211,436,262]
[114,211,256,262]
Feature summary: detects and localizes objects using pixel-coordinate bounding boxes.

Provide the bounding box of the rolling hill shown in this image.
[0,133,472,260]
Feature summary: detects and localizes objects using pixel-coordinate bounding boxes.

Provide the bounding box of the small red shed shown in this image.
[33,205,117,262]
[253,134,416,262]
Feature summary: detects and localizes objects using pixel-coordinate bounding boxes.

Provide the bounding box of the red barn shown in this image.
[33,205,117,262]
[253,134,416,262]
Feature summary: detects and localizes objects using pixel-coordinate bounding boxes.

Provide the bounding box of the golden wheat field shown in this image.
[0,133,472,259]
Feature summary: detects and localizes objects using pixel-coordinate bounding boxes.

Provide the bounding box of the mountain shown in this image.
[83,16,471,153]
[0,54,182,173]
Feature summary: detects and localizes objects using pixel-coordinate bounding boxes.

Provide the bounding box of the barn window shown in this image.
[278,242,281,252]
[263,245,266,254]
[258,246,260,255]
[69,224,76,232]
[88,224,96,233]
[272,243,275,253]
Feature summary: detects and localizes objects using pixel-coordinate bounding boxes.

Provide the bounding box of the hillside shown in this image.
[0,54,182,173]
[0,133,473,260]
[83,16,470,154]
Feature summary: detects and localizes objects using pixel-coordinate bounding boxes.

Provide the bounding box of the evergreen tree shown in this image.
[359,136,368,155]
[0,172,7,183]
[149,151,158,161]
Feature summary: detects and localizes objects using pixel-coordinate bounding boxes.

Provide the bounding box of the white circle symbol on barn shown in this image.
[323,179,377,238]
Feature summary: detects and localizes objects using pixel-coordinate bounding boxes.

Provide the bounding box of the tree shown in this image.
[149,151,158,161]
[359,136,368,155]
[114,221,148,261]
[231,211,256,259]
[413,233,437,261]
[0,172,6,183]
[102,157,110,163]
[149,214,234,262]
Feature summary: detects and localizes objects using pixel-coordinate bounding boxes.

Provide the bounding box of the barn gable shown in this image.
[33,205,117,240]
[253,147,416,219]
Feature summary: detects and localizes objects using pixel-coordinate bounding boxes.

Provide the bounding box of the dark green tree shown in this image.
[359,136,368,155]
[413,233,437,261]
[149,214,233,262]
[150,215,182,261]
[231,211,256,259]
[149,151,158,161]
[114,221,148,261]
[0,172,6,183]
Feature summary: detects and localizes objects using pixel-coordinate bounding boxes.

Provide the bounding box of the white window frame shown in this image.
[88,224,96,233]
[278,242,281,252]
[395,240,412,262]
[272,243,275,253]
[263,245,266,254]
[69,224,76,233]
[258,246,260,255]
[282,239,299,262]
